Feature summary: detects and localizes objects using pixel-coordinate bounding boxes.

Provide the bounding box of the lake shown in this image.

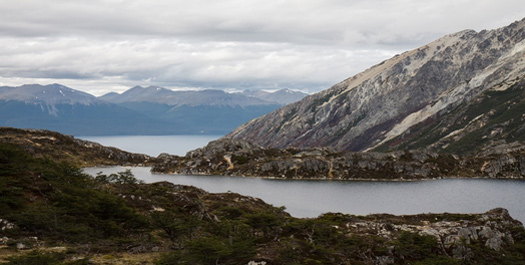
[78,135,222,156]
[83,166,525,225]
[80,135,525,225]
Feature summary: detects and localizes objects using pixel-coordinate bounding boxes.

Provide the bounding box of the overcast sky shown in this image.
[1,0,524,96]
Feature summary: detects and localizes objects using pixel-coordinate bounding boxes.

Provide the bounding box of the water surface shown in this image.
[78,135,221,156]
[83,166,525,224]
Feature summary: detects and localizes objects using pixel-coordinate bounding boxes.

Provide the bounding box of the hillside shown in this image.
[0,127,153,167]
[1,127,524,264]
[227,18,525,154]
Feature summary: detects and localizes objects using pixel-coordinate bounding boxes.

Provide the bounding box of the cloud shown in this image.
[0,36,398,95]
[0,0,524,95]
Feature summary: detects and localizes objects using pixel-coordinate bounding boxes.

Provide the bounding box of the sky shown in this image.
[1,0,524,96]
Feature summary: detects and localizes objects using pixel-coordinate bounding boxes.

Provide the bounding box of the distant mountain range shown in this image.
[227,18,525,155]
[0,84,307,135]
[100,86,270,106]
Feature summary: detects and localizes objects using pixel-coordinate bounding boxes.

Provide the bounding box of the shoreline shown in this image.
[85,164,525,182]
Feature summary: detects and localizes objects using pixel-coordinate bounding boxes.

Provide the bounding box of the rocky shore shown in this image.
[4,127,523,181]
[152,138,525,181]
[0,127,154,167]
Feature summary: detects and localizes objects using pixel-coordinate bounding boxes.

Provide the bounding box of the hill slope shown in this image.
[227,18,525,154]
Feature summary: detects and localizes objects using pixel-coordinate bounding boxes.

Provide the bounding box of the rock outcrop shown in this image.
[313,208,524,262]
[152,138,525,180]
[226,18,525,154]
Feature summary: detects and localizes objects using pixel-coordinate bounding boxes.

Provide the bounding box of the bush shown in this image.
[0,143,148,243]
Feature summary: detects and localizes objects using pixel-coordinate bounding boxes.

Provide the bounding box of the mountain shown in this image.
[100,86,308,106]
[99,85,175,103]
[238,88,309,105]
[99,85,285,134]
[100,85,278,106]
[0,84,301,136]
[227,18,525,154]
[0,83,98,104]
[0,84,183,135]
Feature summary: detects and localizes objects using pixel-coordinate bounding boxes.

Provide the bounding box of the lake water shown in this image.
[80,135,525,225]
[83,166,525,225]
[78,135,222,156]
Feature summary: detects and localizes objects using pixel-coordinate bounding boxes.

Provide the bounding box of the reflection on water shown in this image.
[83,166,525,225]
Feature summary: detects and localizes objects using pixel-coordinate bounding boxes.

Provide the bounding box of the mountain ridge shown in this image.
[0,84,307,135]
[100,85,308,106]
[0,83,101,105]
[226,18,525,154]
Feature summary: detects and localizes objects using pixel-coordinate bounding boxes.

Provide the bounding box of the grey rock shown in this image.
[227,18,525,153]
[376,255,395,265]
[485,235,504,251]
[16,242,28,250]
[153,137,525,180]
[247,261,267,265]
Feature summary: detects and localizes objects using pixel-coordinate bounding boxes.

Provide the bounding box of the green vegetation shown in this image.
[0,143,148,244]
[5,250,89,265]
[444,86,525,154]
[0,127,151,167]
[373,79,525,155]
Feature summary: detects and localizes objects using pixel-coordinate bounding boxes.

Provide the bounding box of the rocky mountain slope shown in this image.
[376,76,525,154]
[227,18,525,154]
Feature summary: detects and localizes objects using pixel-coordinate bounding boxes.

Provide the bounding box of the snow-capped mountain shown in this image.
[0,83,99,105]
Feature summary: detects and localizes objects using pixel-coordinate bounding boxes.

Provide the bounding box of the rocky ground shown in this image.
[0,127,154,167]
[152,138,525,181]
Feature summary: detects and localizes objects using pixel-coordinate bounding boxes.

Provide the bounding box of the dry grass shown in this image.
[0,247,162,264]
